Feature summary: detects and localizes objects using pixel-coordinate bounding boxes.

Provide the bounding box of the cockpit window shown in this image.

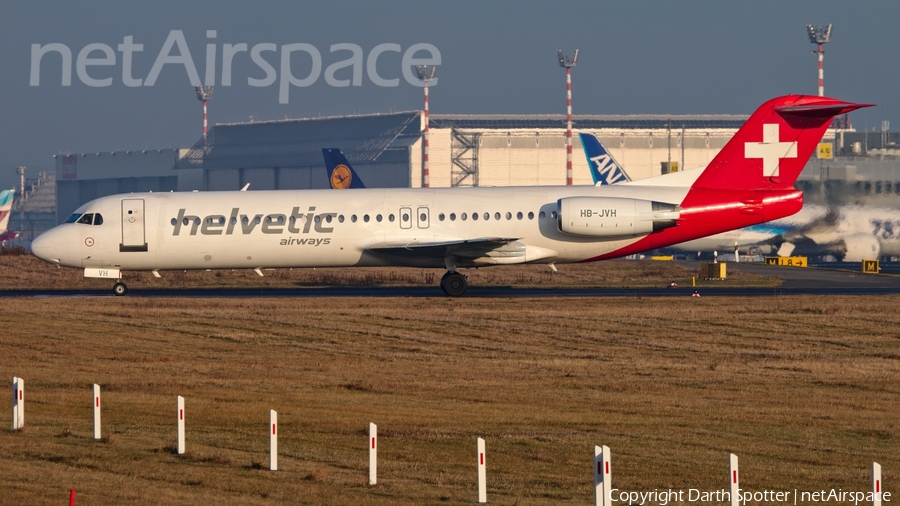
[66,212,103,225]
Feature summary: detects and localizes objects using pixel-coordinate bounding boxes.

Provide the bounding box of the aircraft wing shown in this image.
[367,237,521,259]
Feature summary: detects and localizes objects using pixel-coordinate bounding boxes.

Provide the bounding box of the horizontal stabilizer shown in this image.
[775,101,875,118]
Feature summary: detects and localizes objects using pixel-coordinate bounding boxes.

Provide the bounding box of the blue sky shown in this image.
[1,1,896,189]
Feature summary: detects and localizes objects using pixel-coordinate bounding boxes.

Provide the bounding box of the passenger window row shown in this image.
[343,211,539,223]
[854,180,900,195]
[436,211,537,222]
[170,210,546,228]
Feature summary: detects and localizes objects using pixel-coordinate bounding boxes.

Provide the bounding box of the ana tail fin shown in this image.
[690,95,872,192]
[322,149,366,189]
[579,133,631,185]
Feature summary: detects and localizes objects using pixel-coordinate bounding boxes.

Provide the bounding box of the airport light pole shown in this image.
[557,49,579,185]
[806,24,832,97]
[195,85,214,146]
[416,66,437,188]
[15,166,25,204]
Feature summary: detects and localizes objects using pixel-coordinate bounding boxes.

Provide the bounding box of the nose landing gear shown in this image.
[113,281,128,296]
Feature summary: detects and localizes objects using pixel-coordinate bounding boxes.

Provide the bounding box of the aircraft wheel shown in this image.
[113,282,128,296]
[440,272,467,297]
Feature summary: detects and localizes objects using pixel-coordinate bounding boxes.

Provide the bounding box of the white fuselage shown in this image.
[33,185,693,271]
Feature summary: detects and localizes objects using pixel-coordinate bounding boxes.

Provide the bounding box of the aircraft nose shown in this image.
[30,230,59,264]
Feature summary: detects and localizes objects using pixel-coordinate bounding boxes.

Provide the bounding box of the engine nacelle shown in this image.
[840,233,881,262]
[557,197,679,238]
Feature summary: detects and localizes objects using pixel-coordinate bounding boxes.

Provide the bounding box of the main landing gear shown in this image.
[440,271,467,297]
[113,281,128,296]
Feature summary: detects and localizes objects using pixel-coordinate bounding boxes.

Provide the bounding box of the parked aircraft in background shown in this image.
[323,148,367,189]
[580,129,898,262]
[30,95,868,295]
[579,133,631,185]
[0,189,19,243]
[766,205,900,261]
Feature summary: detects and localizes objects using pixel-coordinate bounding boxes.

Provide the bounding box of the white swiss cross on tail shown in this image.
[744,123,797,177]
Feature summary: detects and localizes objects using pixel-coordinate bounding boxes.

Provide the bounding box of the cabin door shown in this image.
[120,198,148,252]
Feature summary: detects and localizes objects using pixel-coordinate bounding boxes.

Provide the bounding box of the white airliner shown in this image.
[767,204,900,261]
[30,95,868,295]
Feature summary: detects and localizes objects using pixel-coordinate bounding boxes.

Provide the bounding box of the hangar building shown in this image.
[171,111,748,190]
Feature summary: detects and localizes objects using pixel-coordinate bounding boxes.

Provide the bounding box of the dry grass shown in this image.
[0,246,778,291]
[0,294,898,505]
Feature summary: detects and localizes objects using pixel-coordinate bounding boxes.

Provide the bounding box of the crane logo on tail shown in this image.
[330,165,353,189]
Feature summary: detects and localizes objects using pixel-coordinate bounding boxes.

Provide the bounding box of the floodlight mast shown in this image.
[806,24,832,97]
[195,85,214,145]
[15,166,25,204]
[557,49,578,185]
[416,66,437,188]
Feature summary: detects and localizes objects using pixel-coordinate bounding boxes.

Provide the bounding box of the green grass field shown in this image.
[1,286,897,504]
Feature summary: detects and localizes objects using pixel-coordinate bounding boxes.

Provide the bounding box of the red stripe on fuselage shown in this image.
[588,189,802,261]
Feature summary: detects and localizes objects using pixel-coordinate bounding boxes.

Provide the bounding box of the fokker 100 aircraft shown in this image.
[30,95,869,296]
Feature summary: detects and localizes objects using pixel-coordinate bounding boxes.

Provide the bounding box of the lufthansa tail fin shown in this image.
[579,133,631,185]
[689,95,871,192]
[323,149,366,189]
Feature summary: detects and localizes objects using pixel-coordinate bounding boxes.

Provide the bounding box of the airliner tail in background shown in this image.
[0,189,19,243]
[323,148,367,189]
[579,133,631,185]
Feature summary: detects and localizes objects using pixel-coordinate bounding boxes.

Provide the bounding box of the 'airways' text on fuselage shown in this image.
[172,207,336,236]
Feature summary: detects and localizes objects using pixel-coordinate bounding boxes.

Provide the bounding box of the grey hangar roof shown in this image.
[175,111,749,173]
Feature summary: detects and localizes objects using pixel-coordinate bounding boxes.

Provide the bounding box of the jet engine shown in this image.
[557,197,679,238]
[840,233,881,262]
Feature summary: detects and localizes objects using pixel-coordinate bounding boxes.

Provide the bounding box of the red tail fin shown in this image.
[690,95,872,191]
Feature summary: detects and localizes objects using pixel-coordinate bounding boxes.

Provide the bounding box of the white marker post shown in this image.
[369,422,377,485]
[92,384,101,440]
[594,445,611,506]
[12,377,18,430]
[873,462,882,506]
[177,396,185,455]
[477,437,487,503]
[729,453,739,506]
[270,410,278,471]
[594,446,603,506]
[11,377,24,430]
